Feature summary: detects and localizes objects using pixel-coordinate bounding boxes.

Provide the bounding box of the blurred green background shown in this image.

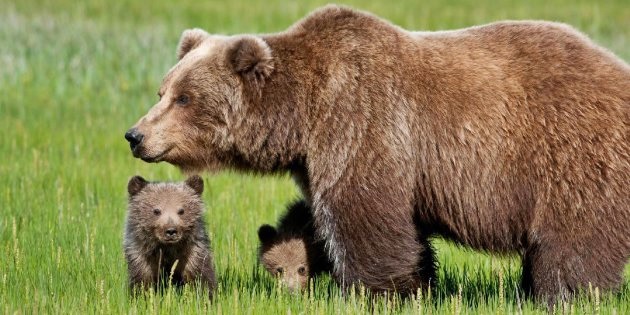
[1,0,628,313]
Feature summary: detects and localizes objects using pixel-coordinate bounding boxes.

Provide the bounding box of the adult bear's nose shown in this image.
[165,228,178,237]
[125,128,144,149]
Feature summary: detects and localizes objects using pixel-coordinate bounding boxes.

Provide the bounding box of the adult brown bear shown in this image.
[125,5,630,303]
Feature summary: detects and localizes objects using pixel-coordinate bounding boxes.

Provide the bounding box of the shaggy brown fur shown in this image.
[124,175,216,297]
[258,200,332,291]
[125,5,630,304]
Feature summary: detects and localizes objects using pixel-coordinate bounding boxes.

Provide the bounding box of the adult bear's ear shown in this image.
[185,175,204,196]
[229,36,274,87]
[258,224,277,244]
[128,176,148,196]
[177,28,209,60]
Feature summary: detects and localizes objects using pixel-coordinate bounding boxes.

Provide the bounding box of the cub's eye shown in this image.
[297,266,306,275]
[175,94,189,106]
[178,209,185,215]
[153,209,161,215]
[276,267,284,274]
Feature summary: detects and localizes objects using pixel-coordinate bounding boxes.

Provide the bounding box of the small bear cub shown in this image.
[124,175,216,297]
[258,200,332,292]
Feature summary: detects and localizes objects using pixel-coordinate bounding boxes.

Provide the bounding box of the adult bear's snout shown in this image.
[124,128,144,151]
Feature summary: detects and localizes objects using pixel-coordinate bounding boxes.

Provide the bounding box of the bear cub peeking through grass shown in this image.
[258,200,332,292]
[124,175,216,297]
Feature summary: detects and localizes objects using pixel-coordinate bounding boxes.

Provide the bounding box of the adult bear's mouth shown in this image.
[140,155,162,163]
[135,146,173,163]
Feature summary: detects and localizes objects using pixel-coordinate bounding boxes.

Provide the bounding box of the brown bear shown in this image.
[257,200,332,292]
[123,175,216,297]
[125,5,630,304]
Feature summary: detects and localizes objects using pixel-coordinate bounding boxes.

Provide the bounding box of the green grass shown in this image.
[1,0,628,313]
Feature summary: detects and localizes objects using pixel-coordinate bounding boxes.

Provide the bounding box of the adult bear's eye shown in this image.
[175,94,189,106]
[297,266,306,275]
[178,208,185,215]
[153,209,161,215]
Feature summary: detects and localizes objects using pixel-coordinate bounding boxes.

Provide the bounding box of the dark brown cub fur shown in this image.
[258,200,332,291]
[123,175,216,297]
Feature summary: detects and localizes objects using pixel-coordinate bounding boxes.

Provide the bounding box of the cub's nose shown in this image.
[124,128,144,149]
[165,228,178,237]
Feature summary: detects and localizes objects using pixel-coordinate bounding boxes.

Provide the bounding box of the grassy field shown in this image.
[1,0,628,313]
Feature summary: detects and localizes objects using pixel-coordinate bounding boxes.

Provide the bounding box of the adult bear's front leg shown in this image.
[304,79,430,294]
[312,185,433,295]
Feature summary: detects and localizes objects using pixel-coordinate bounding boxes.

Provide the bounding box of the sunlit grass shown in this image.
[1,0,628,313]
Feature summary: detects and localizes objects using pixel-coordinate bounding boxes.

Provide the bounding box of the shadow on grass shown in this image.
[436,261,524,304]
[214,255,629,313]
[217,265,339,298]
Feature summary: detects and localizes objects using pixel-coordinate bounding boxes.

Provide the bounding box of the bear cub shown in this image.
[124,175,216,297]
[258,200,332,292]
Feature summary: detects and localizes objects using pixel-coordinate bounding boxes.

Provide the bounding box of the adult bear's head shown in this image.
[125,29,274,172]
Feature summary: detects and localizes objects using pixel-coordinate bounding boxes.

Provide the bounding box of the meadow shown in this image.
[1,0,628,313]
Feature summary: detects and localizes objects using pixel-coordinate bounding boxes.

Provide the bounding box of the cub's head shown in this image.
[257,224,310,292]
[126,175,205,245]
[125,29,274,172]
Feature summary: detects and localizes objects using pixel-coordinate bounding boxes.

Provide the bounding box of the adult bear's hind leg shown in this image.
[522,235,627,307]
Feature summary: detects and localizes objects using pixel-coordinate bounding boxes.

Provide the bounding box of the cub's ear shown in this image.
[229,36,274,86]
[258,224,277,244]
[185,175,204,195]
[128,176,148,196]
[178,28,209,60]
